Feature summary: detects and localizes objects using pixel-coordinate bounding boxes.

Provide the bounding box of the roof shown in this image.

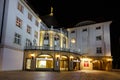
[75,20,96,27]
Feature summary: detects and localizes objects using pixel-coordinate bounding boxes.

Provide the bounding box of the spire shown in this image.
[49,6,53,16]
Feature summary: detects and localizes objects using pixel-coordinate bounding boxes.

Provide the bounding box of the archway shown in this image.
[36,54,53,69]
[60,55,68,71]
[73,57,80,70]
[93,60,100,70]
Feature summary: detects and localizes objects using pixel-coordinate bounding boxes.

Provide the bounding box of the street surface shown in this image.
[0,70,120,80]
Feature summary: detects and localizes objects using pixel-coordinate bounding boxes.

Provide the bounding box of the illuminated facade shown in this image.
[24,21,112,71]
[0,0,112,71]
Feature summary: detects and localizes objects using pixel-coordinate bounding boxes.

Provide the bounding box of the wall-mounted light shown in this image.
[70,56,74,61]
[31,53,35,59]
[106,58,112,61]
[71,38,76,44]
[56,54,60,60]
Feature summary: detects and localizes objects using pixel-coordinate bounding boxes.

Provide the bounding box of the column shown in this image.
[69,56,73,71]
[39,31,45,48]
[60,34,63,49]
[49,31,54,50]
[54,54,60,71]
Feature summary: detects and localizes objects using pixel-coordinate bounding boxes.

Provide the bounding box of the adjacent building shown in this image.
[0,0,47,71]
[0,0,112,71]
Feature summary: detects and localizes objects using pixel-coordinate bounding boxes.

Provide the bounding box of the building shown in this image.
[23,21,112,71]
[0,0,47,71]
[0,0,112,71]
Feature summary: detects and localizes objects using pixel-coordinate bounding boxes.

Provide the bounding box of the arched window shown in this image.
[54,34,60,47]
[44,33,49,40]
[36,54,53,68]
[44,32,49,46]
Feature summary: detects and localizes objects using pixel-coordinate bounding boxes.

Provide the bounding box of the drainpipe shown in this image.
[0,0,6,43]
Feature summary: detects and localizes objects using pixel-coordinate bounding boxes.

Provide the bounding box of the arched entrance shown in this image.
[36,54,53,70]
[73,57,80,70]
[93,60,101,70]
[60,55,68,71]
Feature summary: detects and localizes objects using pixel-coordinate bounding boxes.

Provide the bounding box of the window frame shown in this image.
[14,33,21,45]
[27,25,31,34]
[16,17,22,28]
[96,47,102,54]
[28,13,32,21]
[17,2,24,13]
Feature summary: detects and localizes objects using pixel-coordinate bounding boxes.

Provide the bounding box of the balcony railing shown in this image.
[24,46,81,54]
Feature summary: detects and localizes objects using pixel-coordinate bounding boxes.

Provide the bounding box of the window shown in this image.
[44,33,49,40]
[28,13,32,21]
[96,47,102,54]
[96,35,102,40]
[14,33,21,45]
[34,31,38,38]
[35,20,39,27]
[82,28,87,32]
[54,34,59,40]
[26,39,32,46]
[17,2,23,13]
[16,17,22,28]
[84,61,89,67]
[27,25,31,34]
[96,26,101,30]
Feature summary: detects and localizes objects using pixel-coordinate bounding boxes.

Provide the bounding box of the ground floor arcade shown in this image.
[23,50,112,71]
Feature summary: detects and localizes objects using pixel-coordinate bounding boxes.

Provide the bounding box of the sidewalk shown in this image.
[111,69,120,72]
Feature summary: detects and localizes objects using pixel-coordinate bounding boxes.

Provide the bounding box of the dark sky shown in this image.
[26,0,119,28]
[26,0,120,68]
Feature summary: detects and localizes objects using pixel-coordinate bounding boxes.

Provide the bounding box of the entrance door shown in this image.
[36,54,53,69]
[60,56,68,71]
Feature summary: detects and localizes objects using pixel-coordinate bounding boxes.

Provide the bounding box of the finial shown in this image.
[50,6,53,16]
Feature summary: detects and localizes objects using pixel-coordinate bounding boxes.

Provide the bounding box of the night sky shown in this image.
[26,0,120,68]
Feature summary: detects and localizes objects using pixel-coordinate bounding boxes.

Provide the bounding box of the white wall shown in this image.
[68,21,112,56]
[0,0,4,39]
[0,0,47,71]
[3,0,42,50]
[2,48,23,71]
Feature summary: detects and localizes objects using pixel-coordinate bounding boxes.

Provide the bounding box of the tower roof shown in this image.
[40,6,59,28]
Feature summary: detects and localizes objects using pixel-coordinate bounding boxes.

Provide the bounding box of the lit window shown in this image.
[96,47,102,54]
[96,35,102,40]
[28,13,32,21]
[27,25,31,34]
[96,26,101,30]
[34,31,38,38]
[17,2,23,13]
[14,33,21,45]
[84,61,89,67]
[16,17,22,28]
[35,20,39,27]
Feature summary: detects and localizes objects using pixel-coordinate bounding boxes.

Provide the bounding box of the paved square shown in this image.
[0,70,120,80]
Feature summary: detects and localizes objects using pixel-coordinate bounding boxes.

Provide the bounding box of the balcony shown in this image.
[24,46,81,54]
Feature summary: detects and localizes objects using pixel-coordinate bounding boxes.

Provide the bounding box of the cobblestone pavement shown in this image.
[0,70,120,80]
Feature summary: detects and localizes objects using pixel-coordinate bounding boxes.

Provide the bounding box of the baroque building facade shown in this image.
[24,21,112,71]
[0,0,112,71]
